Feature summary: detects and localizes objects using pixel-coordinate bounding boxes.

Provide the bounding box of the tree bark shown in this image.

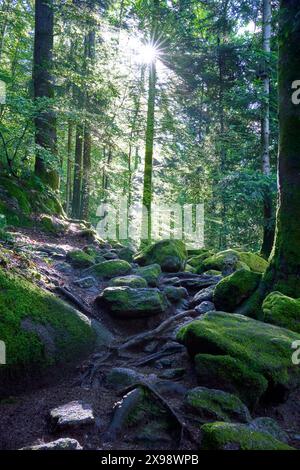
[71,124,84,218]
[65,121,73,216]
[33,0,59,190]
[261,0,275,259]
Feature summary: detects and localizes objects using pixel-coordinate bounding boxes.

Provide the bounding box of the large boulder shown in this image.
[96,287,168,318]
[185,387,251,423]
[194,354,268,408]
[66,249,95,268]
[262,292,300,333]
[109,275,147,288]
[200,422,293,450]
[0,268,95,383]
[134,240,187,272]
[196,249,268,275]
[213,269,261,312]
[87,259,131,279]
[177,312,300,402]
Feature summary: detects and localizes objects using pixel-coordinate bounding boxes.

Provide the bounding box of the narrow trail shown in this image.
[0,226,299,450]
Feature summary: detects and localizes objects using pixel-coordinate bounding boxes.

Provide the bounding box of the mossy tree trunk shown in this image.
[65,121,73,216]
[263,0,300,297]
[71,124,84,218]
[33,0,59,190]
[261,0,275,259]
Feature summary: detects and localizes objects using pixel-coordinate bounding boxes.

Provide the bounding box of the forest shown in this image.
[0,0,300,454]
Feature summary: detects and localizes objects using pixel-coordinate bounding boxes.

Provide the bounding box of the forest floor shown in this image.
[0,226,300,450]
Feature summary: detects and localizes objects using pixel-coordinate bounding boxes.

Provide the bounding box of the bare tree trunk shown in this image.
[261,0,275,258]
[71,124,84,218]
[66,121,73,215]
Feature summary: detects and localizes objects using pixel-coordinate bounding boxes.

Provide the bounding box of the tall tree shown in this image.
[141,0,159,244]
[260,0,275,258]
[33,0,59,190]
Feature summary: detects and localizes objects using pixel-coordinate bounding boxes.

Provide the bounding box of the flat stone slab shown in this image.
[20,438,82,450]
[49,401,94,430]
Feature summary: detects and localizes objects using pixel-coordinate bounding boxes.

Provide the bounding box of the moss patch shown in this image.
[87,259,131,279]
[262,292,300,333]
[201,422,293,450]
[109,275,147,288]
[133,264,162,287]
[213,269,262,312]
[196,249,268,275]
[66,249,95,269]
[134,240,187,272]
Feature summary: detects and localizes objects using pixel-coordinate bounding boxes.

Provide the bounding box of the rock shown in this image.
[0,268,95,390]
[135,422,173,446]
[87,259,131,279]
[162,286,188,303]
[91,319,115,347]
[195,301,216,315]
[134,240,187,272]
[154,380,188,397]
[54,261,73,273]
[196,249,268,275]
[194,354,268,408]
[186,387,251,423]
[118,246,135,263]
[134,264,162,287]
[49,401,94,431]
[160,276,181,287]
[109,275,147,288]
[102,251,119,260]
[40,215,66,235]
[20,438,83,450]
[190,285,215,307]
[213,269,262,312]
[159,368,185,379]
[262,291,300,333]
[73,276,96,288]
[187,250,213,268]
[106,368,145,389]
[179,274,221,290]
[249,417,289,443]
[96,287,168,318]
[66,249,95,268]
[177,312,300,403]
[204,270,222,276]
[200,422,293,450]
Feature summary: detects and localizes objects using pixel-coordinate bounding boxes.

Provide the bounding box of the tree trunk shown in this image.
[263,0,300,297]
[71,124,84,218]
[33,0,59,190]
[261,0,275,258]
[81,124,92,220]
[65,121,73,216]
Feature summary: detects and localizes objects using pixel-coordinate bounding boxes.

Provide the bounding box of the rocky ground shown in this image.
[0,224,299,451]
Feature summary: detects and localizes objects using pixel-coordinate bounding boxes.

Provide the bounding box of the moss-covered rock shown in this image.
[109,275,147,288]
[87,259,131,279]
[96,287,168,318]
[262,292,300,333]
[134,240,187,272]
[185,387,251,423]
[0,268,95,373]
[177,312,300,401]
[133,264,162,287]
[213,269,262,312]
[196,249,268,275]
[194,354,268,408]
[200,422,293,450]
[40,215,66,234]
[118,246,135,263]
[187,251,212,268]
[162,286,188,303]
[249,417,289,443]
[66,249,95,269]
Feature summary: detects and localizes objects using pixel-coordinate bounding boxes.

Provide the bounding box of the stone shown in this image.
[196,249,268,275]
[262,291,300,333]
[195,301,216,315]
[200,422,293,450]
[20,438,82,450]
[73,276,96,288]
[185,387,251,423]
[106,368,144,389]
[177,312,300,403]
[162,285,188,303]
[180,274,221,291]
[134,239,187,272]
[109,275,147,288]
[87,259,132,279]
[190,285,215,307]
[49,400,94,431]
[66,249,95,268]
[213,269,262,312]
[248,417,289,443]
[118,246,135,263]
[96,287,168,318]
[159,368,185,380]
[134,264,162,287]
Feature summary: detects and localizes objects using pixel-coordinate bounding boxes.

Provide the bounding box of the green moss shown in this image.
[196,249,268,275]
[96,286,168,318]
[88,259,131,279]
[203,270,222,276]
[187,251,212,268]
[133,264,162,287]
[262,292,300,333]
[0,268,95,368]
[134,239,187,272]
[177,312,300,395]
[109,275,147,288]
[213,269,262,312]
[66,249,95,269]
[0,177,31,214]
[201,422,294,450]
[163,285,187,303]
[194,354,268,407]
[185,387,251,423]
